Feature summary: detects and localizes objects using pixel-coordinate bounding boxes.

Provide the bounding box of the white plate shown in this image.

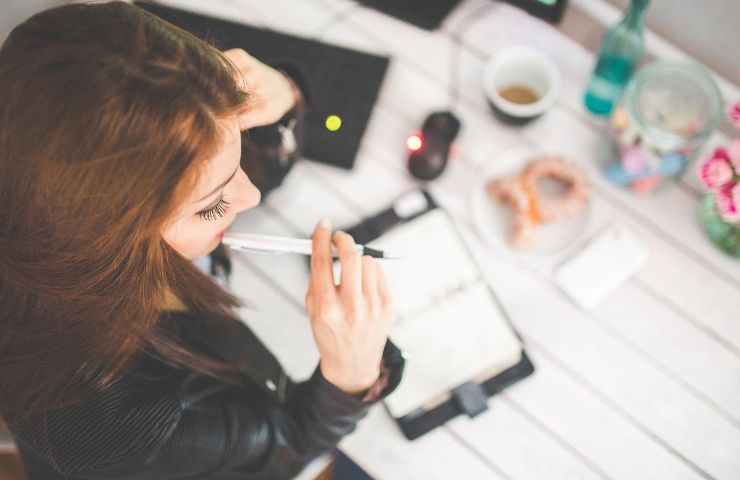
[469,147,590,257]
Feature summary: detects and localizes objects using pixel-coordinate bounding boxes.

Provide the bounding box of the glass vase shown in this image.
[701,193,740,258]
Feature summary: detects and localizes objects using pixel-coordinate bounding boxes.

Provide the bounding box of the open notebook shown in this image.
[337,190,533,439]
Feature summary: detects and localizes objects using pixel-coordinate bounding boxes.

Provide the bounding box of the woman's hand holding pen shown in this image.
[305,218,394,395]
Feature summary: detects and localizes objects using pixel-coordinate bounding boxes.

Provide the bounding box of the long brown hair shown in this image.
[0,1,252,420]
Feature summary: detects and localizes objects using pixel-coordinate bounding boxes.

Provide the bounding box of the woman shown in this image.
[0,2,403,479]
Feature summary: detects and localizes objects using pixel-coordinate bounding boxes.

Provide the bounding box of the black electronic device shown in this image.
[505,0,568,23]
[407,111,461,180]
[356,0,461,30]
[359,0,567,28]
[134,1,390,170]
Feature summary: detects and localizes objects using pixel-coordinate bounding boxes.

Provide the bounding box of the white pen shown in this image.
[222,232,404,259]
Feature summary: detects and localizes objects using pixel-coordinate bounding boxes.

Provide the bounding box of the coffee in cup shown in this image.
[483,46,561,124]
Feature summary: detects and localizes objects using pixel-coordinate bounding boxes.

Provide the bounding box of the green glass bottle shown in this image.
[584,0,650,116]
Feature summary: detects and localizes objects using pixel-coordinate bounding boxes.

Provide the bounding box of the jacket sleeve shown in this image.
[9,343,402,480]
[135,338,403,480]
[16,327,399,480]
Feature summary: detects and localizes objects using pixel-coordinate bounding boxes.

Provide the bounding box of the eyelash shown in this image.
[197,195,230,222]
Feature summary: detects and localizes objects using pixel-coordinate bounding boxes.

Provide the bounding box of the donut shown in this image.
[486,177,538,249]
[519,156,590,222]
[485,156,590,249]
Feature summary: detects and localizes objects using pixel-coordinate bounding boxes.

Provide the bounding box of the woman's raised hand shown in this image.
[223,48,300,130]
[304,218,394,395]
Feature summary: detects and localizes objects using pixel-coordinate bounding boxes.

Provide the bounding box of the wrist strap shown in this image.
[359,362,391,403]
[278,69,304,112]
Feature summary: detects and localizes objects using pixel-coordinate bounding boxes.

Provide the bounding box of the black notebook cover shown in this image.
[135,1,389,170]
[356,0,461,30]
[341,190,535,440]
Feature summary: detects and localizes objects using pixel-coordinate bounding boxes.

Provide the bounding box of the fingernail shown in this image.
[318,217,330,228]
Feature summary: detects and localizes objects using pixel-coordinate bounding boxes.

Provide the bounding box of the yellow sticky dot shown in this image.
[325,115,342,132]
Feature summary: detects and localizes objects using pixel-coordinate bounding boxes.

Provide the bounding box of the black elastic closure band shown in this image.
[451,382,488,418]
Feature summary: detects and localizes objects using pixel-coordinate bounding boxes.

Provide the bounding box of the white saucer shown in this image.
[469,147,590,257]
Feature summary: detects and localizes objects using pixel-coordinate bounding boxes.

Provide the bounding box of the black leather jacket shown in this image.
[6,67,404,478]
[9,311,404,479]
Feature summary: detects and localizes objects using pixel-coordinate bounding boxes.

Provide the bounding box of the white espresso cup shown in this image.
[482,46,561,123]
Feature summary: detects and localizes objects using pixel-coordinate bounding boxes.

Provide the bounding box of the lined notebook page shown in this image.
[366,209,523,418]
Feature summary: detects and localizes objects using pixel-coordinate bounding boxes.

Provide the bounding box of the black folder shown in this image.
[339,189,534,440]
[135,1,389,170]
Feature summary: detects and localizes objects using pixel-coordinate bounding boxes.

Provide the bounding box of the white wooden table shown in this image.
[161,0,740,478]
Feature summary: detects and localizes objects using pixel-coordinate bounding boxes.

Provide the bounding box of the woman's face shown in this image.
[161,116,261,259]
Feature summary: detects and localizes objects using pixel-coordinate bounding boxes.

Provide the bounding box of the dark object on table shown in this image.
[504,0,568,23]
[407,111,461,180]
[358,0,566,28]
[332,450,374,480]
[339,190,535,440]
[356,0,461,30]
[135,1,389,170]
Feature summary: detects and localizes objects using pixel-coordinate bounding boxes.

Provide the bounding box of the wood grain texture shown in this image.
[170,0,740,477]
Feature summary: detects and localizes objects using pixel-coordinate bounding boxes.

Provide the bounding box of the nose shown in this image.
[233,169,261,214]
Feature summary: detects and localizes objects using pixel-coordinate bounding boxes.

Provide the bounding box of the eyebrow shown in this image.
[197,166,239,202]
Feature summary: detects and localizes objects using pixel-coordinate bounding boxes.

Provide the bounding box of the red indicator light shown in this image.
[407,134,423,151]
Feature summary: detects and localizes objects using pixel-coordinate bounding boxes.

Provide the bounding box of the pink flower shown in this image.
[728,140,740,171]
[711,147,730,160]
[715,183,740,222]
[727,101,740,129]
[699,152,734,189]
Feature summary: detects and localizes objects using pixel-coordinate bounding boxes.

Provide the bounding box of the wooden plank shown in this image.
[303,134,740,478]
[316,106,740,424]
[447,397,607,480]
[260,162,716,478]
[454,217,740,479]
[314,16,740,353]
[452,353,705,480]
[337,10,740,427]
[595,284,740,424]
[310,5,740,443]
[362,105,740,460]
[341,406,505,480]
[355,48,740,353]
[314,5,740,383]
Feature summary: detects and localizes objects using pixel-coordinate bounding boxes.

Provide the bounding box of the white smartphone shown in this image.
[554,223,649,310]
